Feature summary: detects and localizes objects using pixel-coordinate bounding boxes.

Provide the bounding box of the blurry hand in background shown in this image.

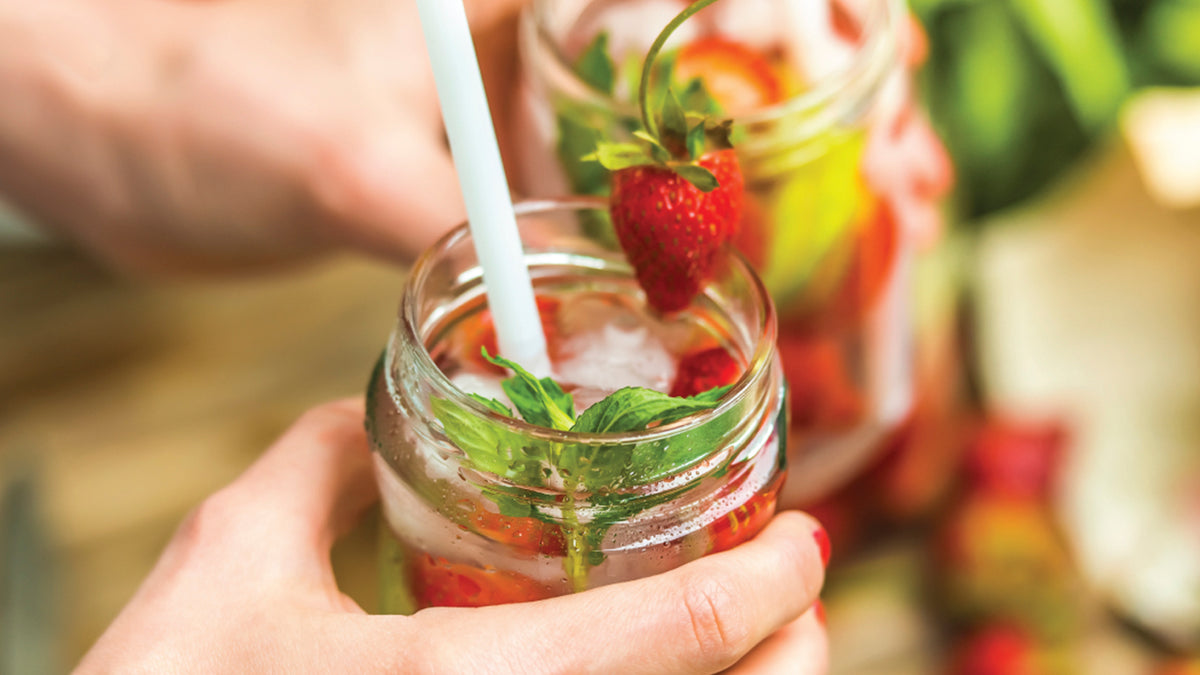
[0,0,525,274]
[76,399,830,674]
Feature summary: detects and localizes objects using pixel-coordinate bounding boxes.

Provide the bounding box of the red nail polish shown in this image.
[813,526,831,566]
[813,600,826,627]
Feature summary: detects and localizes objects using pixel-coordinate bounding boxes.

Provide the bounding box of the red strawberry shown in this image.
[669,345,742,397]
[675,36,786,112]
[409,554,551,609]
[611,151,744,313]
[462,507,566,557]
[707,472,783,554]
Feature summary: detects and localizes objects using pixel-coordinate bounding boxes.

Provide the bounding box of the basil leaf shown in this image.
[574,32,616,95]
[484,348,576,430]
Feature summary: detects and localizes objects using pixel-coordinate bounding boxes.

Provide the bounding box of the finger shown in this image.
[390,510,828,675]
[723,606,828,675]
[311,129,467,263]
[231,398,378,553]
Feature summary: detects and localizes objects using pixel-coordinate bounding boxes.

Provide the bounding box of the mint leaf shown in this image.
[483,348,576,430]
[574,32,616,95]
[570,386,726,434]
[556,112,609,195]
[469,394,513,417]
[429,397,546,483]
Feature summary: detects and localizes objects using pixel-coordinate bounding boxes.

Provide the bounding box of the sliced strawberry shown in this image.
[669,346,741,397]
[611,150,744,313]
[462,507,566,557]
[461,296,561,374]
[675,36,786,112]
[410,554,552,609]
[707,472,783,554]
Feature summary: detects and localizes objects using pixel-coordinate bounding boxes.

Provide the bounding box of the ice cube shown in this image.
[555,323,678,395]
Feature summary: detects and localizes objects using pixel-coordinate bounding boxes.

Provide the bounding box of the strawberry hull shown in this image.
[367,202,787,611]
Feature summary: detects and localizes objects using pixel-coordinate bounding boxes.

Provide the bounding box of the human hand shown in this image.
[0,0,526,274]
[77,399,829,674]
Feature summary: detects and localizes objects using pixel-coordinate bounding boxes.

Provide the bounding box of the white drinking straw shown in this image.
[415,0,552,378]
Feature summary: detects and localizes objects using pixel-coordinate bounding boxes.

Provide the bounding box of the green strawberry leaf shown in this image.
[483,348,576,430]
[660,88,690,148]
[667,162,719,192]
[632,130,673,163]
[570,385,729,434]
[686,120,707,159]
[574,32,616,95]
[585,142,658,171]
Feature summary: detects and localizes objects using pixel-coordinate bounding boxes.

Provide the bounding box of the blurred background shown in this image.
[2,0,1200,673]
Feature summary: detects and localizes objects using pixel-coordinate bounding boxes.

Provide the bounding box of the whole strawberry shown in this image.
[587,0,744,313]
[611,151,743,312]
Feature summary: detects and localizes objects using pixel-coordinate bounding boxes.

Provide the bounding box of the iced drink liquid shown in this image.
[366,201,786,612]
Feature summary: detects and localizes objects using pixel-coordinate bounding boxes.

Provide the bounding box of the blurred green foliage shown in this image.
[914,0,1200,220]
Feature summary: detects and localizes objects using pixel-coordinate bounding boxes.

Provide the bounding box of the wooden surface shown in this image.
[0,247,404,667]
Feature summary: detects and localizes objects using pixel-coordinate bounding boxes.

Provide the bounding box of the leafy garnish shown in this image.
[483,348,575,430]
[575,32,617,95]
[431,346,736,591]
[570,385,731,434]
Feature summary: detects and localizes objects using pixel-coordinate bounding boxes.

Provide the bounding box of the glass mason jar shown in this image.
[512,0,920,504]
[367,199,786,613]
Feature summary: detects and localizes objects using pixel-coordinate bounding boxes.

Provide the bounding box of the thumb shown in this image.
[346,510,827,674]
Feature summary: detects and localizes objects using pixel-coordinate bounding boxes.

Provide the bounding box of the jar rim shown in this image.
[394,196,778,447]
[521,0,904,126]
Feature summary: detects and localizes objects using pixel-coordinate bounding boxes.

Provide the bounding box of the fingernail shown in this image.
[813,600,826,627]
[813,526,831,567]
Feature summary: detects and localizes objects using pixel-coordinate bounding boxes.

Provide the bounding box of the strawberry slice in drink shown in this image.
[460,504,566,557]
[707,473,784,554]
[410,554,552,609]
[675,36,786,112]
[670,346,742,397]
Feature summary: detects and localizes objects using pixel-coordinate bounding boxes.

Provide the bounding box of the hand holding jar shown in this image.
[76,399,830,674]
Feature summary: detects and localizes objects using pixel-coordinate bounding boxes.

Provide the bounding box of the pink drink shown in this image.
[367,201,786,611]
